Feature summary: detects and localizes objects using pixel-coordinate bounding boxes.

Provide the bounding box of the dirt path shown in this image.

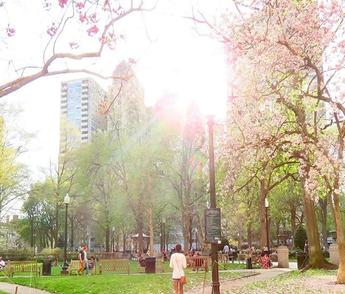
[185,268,292,294]
[0,282,52,294]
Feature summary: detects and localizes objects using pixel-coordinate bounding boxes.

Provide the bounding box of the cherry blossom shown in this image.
[6,25,15,37]
[58,0,68,8]
[87,25,99,37]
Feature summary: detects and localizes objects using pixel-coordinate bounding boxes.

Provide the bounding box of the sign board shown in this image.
[205,208,221,243]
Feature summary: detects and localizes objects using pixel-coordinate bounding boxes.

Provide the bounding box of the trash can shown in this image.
[42,259,52,276]
[246,258,252,269]
[145,257,156,273]
[296,252,307,270]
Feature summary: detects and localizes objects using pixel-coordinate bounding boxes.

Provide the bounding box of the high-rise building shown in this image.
[59,78,106,155]
[108,61,147,135]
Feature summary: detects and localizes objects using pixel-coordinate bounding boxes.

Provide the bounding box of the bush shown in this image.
[0,248,35,261]
[294,226,307,251]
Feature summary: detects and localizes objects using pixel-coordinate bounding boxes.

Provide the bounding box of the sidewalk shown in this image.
[186,267,294,294]
[0,282,51,294]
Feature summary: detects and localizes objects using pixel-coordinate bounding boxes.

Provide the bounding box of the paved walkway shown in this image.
[186,268,294,294]
[0,282,51,294]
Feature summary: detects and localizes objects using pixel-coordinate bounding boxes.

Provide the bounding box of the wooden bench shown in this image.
[7,261,42,277]
[238,253,246,263]
[99,259,130,274]
[220,254,229,263]
[68,260,97,275]
[155,258,165,273]
[190,256,209,272]
[68,260,80,275]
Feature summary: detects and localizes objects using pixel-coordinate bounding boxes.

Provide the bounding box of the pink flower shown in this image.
[87,25,99,36]
[47,24,57,37]
[6,25,15,37]
[58,0,68,8]
[75,2,84,9]
[79,13,87,23]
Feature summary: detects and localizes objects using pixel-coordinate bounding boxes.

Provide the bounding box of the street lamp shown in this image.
[207,116,220,294]
[265,198,270,253]
[61,193,70,274]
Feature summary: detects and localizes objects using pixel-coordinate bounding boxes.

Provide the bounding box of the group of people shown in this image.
[223,244,272,269]
[77,245,96,275]
[246,247,272,269]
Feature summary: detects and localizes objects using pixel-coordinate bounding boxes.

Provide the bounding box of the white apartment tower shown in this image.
[59,78,106,155]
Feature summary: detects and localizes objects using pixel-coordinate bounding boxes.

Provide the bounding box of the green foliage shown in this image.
[294,226,307,251]
[39,248,63,259]
[0,248,34,261]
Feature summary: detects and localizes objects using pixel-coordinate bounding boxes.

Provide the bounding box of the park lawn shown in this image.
[230,269,339,294]
[10,270,251,294]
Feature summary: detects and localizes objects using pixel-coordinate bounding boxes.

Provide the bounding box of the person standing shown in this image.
[83,245,89,274]
[77,247,85,275]
[169,244,187,294]
[223,244,230,262]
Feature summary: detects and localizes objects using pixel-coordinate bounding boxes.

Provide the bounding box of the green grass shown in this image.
[6,267,251,294]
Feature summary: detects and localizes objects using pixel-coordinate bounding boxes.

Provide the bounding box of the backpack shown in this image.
[80,250,85,261]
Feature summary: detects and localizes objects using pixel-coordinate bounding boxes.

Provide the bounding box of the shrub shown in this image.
[294,226,307,251]
[0,248,35,261]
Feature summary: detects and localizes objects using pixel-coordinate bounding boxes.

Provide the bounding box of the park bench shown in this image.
[136,256,164,273]
[155,258,165,273]
[68,260,97,275]
[220,253,229,263]
[68,260,80,275]
[7,261,42,277]
[98,259,130,274]
[190,256,209,272]
[238,253,246,263]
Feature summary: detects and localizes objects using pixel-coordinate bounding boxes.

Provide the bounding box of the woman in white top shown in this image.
[169,244,187,294]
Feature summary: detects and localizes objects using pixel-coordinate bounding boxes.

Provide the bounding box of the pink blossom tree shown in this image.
[215,0,345,279]
[0,0,154,98]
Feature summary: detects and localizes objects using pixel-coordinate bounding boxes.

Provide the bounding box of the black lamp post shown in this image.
[61,193,70,274]
[207,116,220,294]
[265,198,270,253]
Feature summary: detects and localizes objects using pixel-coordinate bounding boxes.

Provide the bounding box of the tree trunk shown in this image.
[137,216,144,255]
[105,224,110,252]
[247,221,252,248]
[319,198,328,251]
[54,203,59,248]
[259,180,268,249]
[300,163,325,267]
[182,210,191,252]
[123,232,126,252]
[148,206,154,256]
[331,133,345,283]
[189,215,193,250]
[290,205,296,247]
[332,190,345,283]
[70,215,74,249]
[30,219,34,248]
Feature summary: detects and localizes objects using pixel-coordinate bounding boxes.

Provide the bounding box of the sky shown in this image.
[1,0,231,182]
